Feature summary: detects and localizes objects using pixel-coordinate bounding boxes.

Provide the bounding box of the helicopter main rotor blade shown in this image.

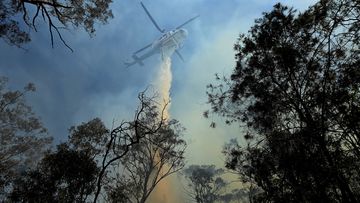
[175,15,200,29]
[175,50,185,62]
[140,2,165,33]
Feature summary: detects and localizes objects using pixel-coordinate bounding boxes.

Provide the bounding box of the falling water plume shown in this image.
[147,48,184,203]
[157,56,172,120]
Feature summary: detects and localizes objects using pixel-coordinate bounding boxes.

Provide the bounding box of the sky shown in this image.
[0,0,317,200]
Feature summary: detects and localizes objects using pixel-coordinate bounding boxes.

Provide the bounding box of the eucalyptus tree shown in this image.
[9,144,98,203]
[1,0,113,50]
[207,0,360,202]
[0,76,51,198]
[66,90,186,203]
[183,165,226,203]
[107,119,186,203]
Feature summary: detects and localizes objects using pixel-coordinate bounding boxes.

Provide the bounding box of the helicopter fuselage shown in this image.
[151,28,188,52]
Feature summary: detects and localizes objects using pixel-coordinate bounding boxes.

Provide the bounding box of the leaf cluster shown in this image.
[1,0,113,50]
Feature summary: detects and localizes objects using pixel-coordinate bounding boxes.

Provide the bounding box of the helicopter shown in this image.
[124,2,199,68]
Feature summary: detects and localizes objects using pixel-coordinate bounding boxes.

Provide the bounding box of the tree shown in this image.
[0,0,113,50]
[66,90,179,203]
[9,143,99,202]
[183,165,226,203]
[183,165,250,203]
[107,119,186,203]
[0,76,52,198]
[207,0,360,202]
[218,188,250,203]
[68,117,110,160]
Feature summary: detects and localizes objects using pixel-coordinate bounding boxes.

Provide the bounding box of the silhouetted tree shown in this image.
[67,91,178,203]
[183,165,226,203]
[9,143,98,202]
[106,116,186,203]
[0,76,52,198]
[68,117,110,160]
[1,83,186,202]
[183,165,250,203]
[94,92,178,203]
[218,188,250,203]
[106,184,130,203]
[0,0,113,50]
[207,0,360,202]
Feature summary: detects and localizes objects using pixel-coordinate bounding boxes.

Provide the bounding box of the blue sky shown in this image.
[0,0,317,167]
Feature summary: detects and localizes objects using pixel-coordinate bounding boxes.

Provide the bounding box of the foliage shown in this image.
[107,119,186,203]
[68,117,109,160]
[9,143,99,203]
[68,91,185,203]
[0,76,51,197]
[0,0,113,50]
[183,165,226,203]
[182,165,249,203]
[0,83,188,202]
[0,81,182,202]
[207,0,360,202]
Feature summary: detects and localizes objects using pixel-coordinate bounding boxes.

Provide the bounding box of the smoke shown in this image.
[147,50,184,203]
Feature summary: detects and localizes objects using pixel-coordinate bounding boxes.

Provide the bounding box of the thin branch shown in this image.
[23,0,72,9]
[32,5,41,32]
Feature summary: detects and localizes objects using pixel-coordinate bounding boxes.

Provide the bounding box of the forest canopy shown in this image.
[207,0,360,202]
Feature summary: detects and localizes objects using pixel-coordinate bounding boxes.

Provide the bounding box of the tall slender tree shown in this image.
[106,118,186,203]
[66,90,184,203]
